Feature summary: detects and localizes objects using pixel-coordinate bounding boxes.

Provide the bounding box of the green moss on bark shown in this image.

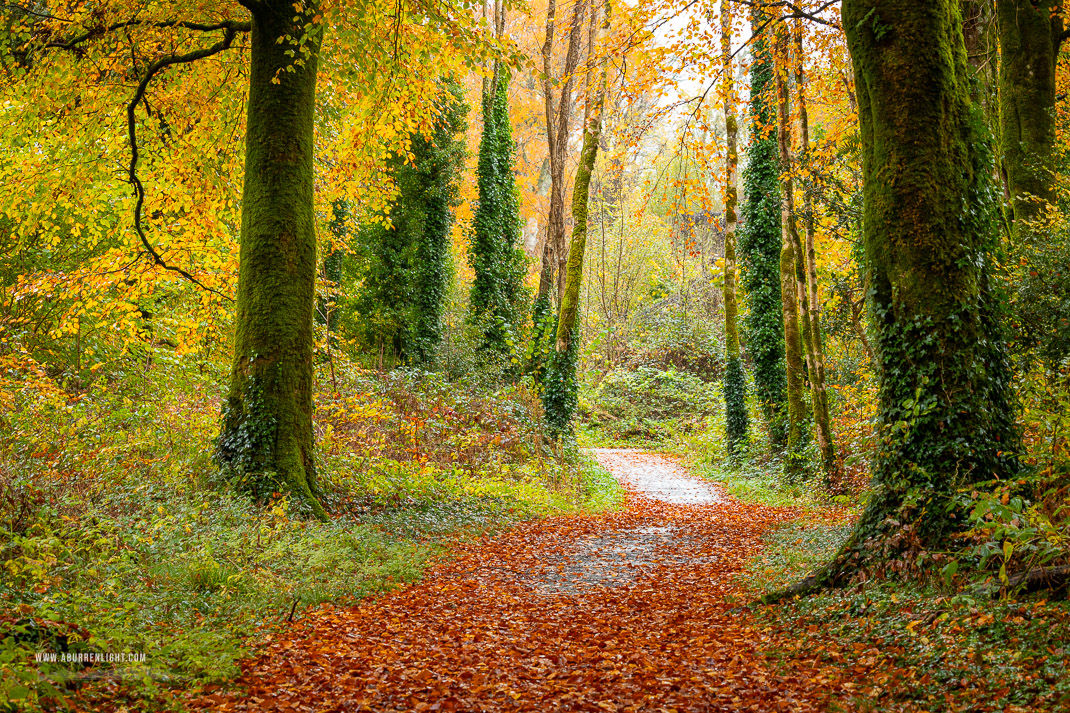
[840,0,1021,560]
[217,1,325,519]
[543,6,608,436]
[775,25,811,477]
[997,0,1062,229]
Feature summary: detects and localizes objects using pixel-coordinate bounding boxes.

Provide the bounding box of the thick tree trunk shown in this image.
[774,25,809,471]
[996,0,1063,229]
[217,1,325,519]
[721,0,748,454]
[740,13,787,449]
[840,0,1020,558]
[794,20,838,485]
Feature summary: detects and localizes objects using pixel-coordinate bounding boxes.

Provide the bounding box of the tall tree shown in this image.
[216,0,326,518]
[721,0,748,455]
[740,12,787,450]
[827,0,1020,574]
[537,0,590,305]
[793,19,837,484]
[345,82,468,366]
[469,66,526,364]
[543,0,608,435]
[773,21,810,474]
[996,0,1064,232]
[530,0,589,387]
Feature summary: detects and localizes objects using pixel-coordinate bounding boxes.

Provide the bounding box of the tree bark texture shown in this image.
[794,19,838,484]
[543,0,607,436]
[218,0,325,519]
[774,24,809,470]
[556,3,606,354]
[538,0,589,305]
[996,0,1063,229]
[840,0,1020,556]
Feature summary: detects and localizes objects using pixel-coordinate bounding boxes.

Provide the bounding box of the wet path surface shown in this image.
[514,450,724,594]
[591,448,723,505]
[198,450,823,712]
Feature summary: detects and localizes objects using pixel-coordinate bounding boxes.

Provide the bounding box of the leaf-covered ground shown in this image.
[190,451,849,712]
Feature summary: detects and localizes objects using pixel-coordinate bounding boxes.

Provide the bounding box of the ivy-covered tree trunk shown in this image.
[794,20,838,484]
[774,25,809,471]
[721,0,748,455]
[405,80,468,366]
[544,0,608,436]
[469,67,525,367]
[996,0,1063,230]
[740,14,787,449]
[217,1,325,519]
[837,0,1020,563]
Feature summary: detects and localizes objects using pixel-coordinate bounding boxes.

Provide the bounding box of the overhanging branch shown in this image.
[126,25,243,300]
[46,18,252,51]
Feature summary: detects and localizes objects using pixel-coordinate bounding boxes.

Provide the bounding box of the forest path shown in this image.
[195,450,826,712]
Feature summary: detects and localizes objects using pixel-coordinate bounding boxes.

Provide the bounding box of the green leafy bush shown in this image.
[581,366,721,444]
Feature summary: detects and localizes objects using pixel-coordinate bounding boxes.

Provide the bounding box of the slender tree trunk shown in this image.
[556,3,606,353]
[721,0,748,454]
[217,0,325,519]
[794,19,838,485]
[774,24,809,471]
[840,0,1020,556]
[996,0,1063,230]
[538,0,589,305]
[544,0,607,435]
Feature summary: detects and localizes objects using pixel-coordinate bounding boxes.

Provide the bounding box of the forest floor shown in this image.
[189,449,852,712]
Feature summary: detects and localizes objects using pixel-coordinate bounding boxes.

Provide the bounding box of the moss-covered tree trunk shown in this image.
[996,0,1063,230]
[740,13,787,450]
[543,0,608,435]
[838,0,1020,561]
[721,0,748,455]
[794,20,838,485]
[217,0,325,519]
[774,25,809,472]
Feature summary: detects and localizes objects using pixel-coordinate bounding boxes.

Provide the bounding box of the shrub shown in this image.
[581,366,721,443]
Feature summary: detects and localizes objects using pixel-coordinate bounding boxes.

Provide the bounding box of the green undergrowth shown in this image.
[0,364,621,711]
[688,458,846,510]
[741,515,852,592]
[745,514,1070,712]
[577,365,721,447]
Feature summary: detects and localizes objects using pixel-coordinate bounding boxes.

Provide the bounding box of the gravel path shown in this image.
[591,448,723,505]
[508,449,724,594]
